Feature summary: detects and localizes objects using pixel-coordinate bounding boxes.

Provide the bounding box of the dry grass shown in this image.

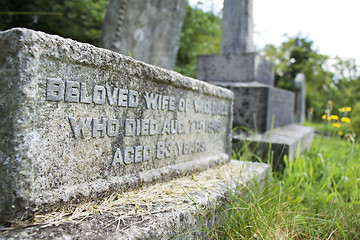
[8,161,260,233]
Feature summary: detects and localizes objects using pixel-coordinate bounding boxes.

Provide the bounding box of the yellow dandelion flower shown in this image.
[322,115,327,120]
[333,123,341,128]
[338,131,343,136]
[346,107,352,112]
[341,117,351,123]
[330,115,339,120]
[338,107,345,112]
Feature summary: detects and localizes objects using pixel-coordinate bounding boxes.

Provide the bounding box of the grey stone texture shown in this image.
[211,82,294,132]
[294,73,306,124]
[0,28,233,223]
[100,0,187,70]
[233,124,315,171]
[1,160,271,239]
[197,53,275,85]
[222,0,254,54]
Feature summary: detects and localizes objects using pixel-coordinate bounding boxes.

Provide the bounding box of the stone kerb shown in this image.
[0,28,234,223]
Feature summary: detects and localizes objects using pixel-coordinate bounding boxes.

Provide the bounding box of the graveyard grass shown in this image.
[205,129,360,239]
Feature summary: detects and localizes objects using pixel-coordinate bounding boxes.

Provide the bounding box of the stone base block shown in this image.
[196,53,274,86]
[211,82,294,132]
[233,124,315,171]
[0,161,270,239]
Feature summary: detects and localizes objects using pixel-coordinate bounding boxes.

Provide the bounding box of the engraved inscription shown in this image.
[46,77,230,167]
[111,140,206,166]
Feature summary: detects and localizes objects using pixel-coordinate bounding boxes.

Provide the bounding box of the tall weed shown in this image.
[215,135,360,239]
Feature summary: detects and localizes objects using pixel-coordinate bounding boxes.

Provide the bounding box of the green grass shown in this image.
[207,130,360,239]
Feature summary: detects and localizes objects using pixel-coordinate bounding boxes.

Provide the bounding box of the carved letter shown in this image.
[194,99,202,113]
[106,86,119,106]
[162,96,169,110]
[69,117,92,138]
[65,80,80,103]
[144,92,159,109]
[46,78,64,101]
[156,141,165,159]
[128,90,138,108]
[161,119,170,135]
[169,97,175,111]
[124,147,134,164]
[92,118,107,138]
[80,82,92,104]
[93,85,106,105]
[134,146,143,163]
[149,120,158,135]
[107,119,119,137]
[118,89,128,107]
[143,145,152,161]
[111,148,123,166]
[125,119,136,136]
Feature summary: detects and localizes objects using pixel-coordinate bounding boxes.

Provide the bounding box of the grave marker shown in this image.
[197,0,314,168]
[100,0,187,70]
[222,0,254,54]
[0,28,233,222]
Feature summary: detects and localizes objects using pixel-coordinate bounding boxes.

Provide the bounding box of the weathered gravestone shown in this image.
[100,0,187,70]
[197,0,314,169]
[0,28,234,224]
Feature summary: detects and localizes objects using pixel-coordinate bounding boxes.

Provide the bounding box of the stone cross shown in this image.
[222,0,255,54]
[100,0,187,70]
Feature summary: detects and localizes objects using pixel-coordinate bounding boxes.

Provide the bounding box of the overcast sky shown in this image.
[189,0,360,64]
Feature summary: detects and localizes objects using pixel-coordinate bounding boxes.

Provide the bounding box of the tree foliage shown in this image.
[0,0,107,46]
[175,5,221,78]
[264,35,360,120]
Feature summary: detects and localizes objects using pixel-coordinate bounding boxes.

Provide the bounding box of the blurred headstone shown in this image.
[222,0,254,54]
[197,0,314,170]
[100,0,187,70]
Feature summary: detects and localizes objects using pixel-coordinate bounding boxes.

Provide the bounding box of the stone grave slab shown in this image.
[233,124,314,170]
[0,28,233,223]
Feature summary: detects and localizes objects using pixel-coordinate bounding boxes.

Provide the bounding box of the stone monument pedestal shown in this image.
[196,0,314,170]
[197,54,314,169]
[207,81,294,132]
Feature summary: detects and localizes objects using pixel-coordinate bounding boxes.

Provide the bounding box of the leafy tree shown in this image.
[264,35,333,119]
[264,35,360,121]
[175,5,221,78]
[330,57,360,108]
[0,0,107,46]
